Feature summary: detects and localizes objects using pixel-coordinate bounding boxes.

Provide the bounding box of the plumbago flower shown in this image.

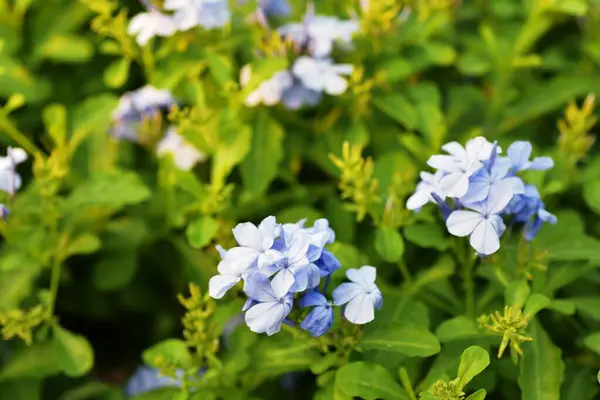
[125,365,184,396]
[259,0,291,17]
[0,147,27,195]
[164,0,230,31]
[209,216,382,336]
[156,127,206,171]
[406,137,556,255]
[128,6,177,46]
[111,85,176,141]
[240,7,358,109]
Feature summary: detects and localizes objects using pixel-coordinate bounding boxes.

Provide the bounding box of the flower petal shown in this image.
[346,266,376,289]
[507,141,532,170]
[344,293,375,324]
[427,155,461,173]
[232,222,262,249]
[299,291,328,308]
[208,274,240,299]
[242,273,277,302]
[469,219,500,255]
[446,210,483,237]
[332,282,363,306]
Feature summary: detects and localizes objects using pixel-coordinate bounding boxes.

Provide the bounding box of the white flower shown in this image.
[156,128,206,171]
[241,65,294,107]
[164,0,230,31]
[333,266,382,324]
[0,147,27,195]
[128,10,177,45]
[292,57,353,95]
[406,170,446,211]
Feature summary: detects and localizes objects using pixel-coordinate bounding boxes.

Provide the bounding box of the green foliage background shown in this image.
[1,0,600,399]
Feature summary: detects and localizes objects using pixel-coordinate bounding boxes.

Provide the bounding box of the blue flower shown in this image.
[507,141,554,172]
[124,365,183,397]
[299,291,334,337]
[507,185,557,240]
[156,127,206,170]
[315,249,341,277]
[459,157,525,204]
[278,14,359,57]
[446,180,515,255]
[0,204,9,220]
[0,147,27,195]
[281,82,322,109]
[333,266,382,324]
[112,85,176,141]
[241,66,294,107]
[258,230,318,294]
[243,273,293,335]
[164,0,230,30]
[128,8,177,45]
[406,170,446,211]
[292,57,354,96]
[259,0,291,17]
[208,216,280,299]
[427,137,497,198]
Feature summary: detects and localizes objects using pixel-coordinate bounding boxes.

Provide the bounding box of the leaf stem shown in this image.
[0,115,46,159]
[47,259,62,319]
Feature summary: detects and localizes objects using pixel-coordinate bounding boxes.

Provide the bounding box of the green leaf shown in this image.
[404,223,448,250]
[374,227,405,263]
[361,322,441,357]
[72,93,119,134]
[240,111,285,198]
[435,316,482,342]
[456,346,490,390]
[570,297,600,321]
[518,320,565,400]
[583,181,600,216]
[66,171,151,211]
[212,125,252,188]
[93,251,138,291]
[335,362,408,400]
[505,279,530,309]
[277,206,324,226]
[103,58,130,89]
[560,361,599,400]
[583,332,600,356]
[65,234,101,258]
[548,299,576,315]
[250,335,321,377]
[465,389,487,400]
[523,293,551,318]
[42,103,67,148]
[143,339,192,370]
[0,379,41,399]
[186,216,219,249]
[39,34,93,63]
[53,325,94,377]
[373,94,418,129]
[205,51,233,87]
[0,266,40,311]
[500,75,599,132]
[243,58,289,93]
[0,342,61,380]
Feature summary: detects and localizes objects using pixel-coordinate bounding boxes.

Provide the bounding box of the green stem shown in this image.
[398,260,412,284]
[0,115,46,158]
[47,260,62,319]
[464,254,475,317]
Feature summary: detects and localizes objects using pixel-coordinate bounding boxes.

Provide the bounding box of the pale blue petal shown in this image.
[485,180,515,214]
[469,219,500,255]
[208,274,240,299]
[527,157,554,171]
[332,282,362,306]
[299,291,328,308]
[245,301,284,334]
[346,266,376,289]
[232,222,262,249]
[440,172,470,198]
[446,210,483,237]
[344,293,374,324]
[427,155,461,173]
[300,305,333,337]
[507,141,531,170]
[243,273,278,302]
[258,215,279,250]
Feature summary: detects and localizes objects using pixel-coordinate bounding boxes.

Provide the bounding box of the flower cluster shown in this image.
[406,137,557,255]
[209,216,382,336]
[0,147,27,217]
[128,0,231,45]
[241,8,359,109]
[111,85,206,171]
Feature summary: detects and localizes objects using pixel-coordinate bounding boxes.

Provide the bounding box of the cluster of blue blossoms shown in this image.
[128,0,291,45]
[241,7,359,109]
[406,137,557,256]
[209,216,383,336]
[111,85,206,171]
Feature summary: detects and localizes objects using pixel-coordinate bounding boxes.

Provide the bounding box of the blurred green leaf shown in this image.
[518,320,564,400]
[335,362,408,400]
[241,111,284,198]
[456,346,490,390]
[361,322,440,357]
[435,316,482,343]
[54,325,94,377]
[0,342,61,380]
[93,251,138,291]
[39,34,93,63]
[404,223,448,251]
[103,58,130,89]
[143,339,193,370]
[374,227,405,263]
[186,216,219,249]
